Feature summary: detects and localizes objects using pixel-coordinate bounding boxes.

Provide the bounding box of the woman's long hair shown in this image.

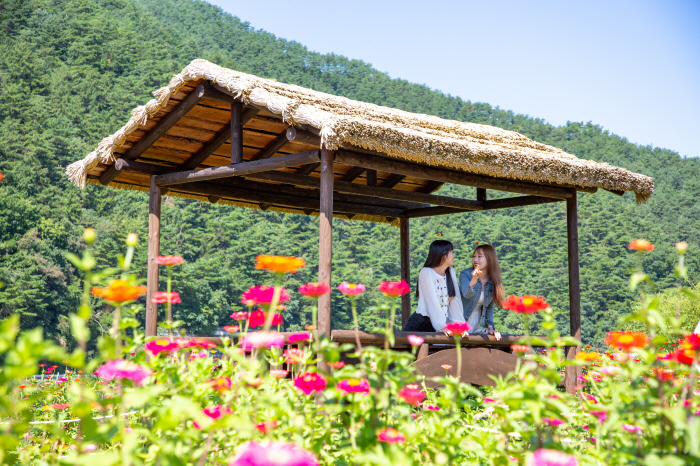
[474,244,505,306]
[416,240,455,299]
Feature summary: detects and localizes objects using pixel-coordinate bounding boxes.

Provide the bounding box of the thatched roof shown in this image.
[66,59,653,206]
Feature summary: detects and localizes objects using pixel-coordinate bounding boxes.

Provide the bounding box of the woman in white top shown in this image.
[402,240,467,336]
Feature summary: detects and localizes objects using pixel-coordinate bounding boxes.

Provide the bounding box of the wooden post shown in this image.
[318,148,334,339]
[230,102,243,164]
[145,177,161,337]
[366,169,377,187]
[564,192,582,392]
[400,217,411,325]
[477,188,486,203]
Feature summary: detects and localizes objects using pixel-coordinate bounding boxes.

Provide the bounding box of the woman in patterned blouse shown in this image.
[402,240,467,336]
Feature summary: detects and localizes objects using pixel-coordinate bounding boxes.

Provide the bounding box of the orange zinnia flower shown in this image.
[628,239,654,252]
[575,352,601,362]
[91,279,147,304]
[156,255,184,266]
[604,331,648,351]
[502,295,550,314]
[255,255,306,274]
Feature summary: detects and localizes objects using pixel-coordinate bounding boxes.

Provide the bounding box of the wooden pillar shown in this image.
[318,148,334,338]
[564,192,582,392]
[477,188,487,203]
[230,102,243,164]
[366,169,377,187]
[145,177,161,337]
[400,217,411,325]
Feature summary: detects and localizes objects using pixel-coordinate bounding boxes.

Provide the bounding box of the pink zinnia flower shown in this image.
[283,348,305,364]
[231,311,248,321]
[52,403,69,410]
[59,377,68,382]
[621,424,643,433]
[328,361,345,369]
[96,360,152,385]
[441,364,452,370]
[377,280,410,297]
[254,420,279,433]
[223,325,240,333]
[377,427,406,444]
[336,378,370,395]
[241,332,286,351]
[293,372,327,395]
[151,291,181,304]
[145,338,181,356]
[229,441,318,466]
[203,405,232,420]
[542,418,564,427]
[298,282,330,299]
[397,384,426,406]
[528,448,577,466]
[242,286,290,306]
[247,310,266,328]
[156,255,184,266]
[599,366,620,376]
[287,332,312,344]
[208,377,233,393]
[269,370,289,379]
[483,397,496,403]
[589,410,607,424]
[424,404,440,411]
[184,338,217,349]
[337,282,366,296]
[444,321,472,335]
[407,335,424,346]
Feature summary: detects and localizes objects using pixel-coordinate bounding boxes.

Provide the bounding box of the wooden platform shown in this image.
[412,347,518,388]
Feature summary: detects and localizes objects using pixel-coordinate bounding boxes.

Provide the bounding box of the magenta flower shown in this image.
[424,404,440,411]
[287,332,313,344]
[293,372,327,395]
[542,417,564,427]
[377,280,410,297]
[589,410,608,424]
[444,321,472,335]
[229,441,318,466]
[240,332,286,351]
[145,338,181,356]
[621,424,643,433]
[337,282,366,296]
[203,405,232,420]
[96,360,152,385]
[242,286,290,306]
[397,384,426,406]
[528,449,577,466]
[407,335,424,346]
[336,378,370,395]
[376,428,406,444]
[231,311,248,321]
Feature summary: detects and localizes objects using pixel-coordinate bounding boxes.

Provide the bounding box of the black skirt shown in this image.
[402,313,436,333]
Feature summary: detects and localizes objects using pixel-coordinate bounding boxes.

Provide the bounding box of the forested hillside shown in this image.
[1,0,698,353]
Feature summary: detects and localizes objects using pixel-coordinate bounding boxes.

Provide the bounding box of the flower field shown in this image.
[0,233,698,465]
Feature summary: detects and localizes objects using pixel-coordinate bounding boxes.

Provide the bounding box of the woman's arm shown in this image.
[460,269,476,299]
[484,298,502,340]
[418,269,448,332]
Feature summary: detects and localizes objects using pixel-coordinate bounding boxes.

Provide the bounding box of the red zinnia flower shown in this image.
[298,282,330,299]
[337,282,366,296]
[377,280,410,297]
[184,338,217,349]
[604,331,648,351]
[397,384,426,406]
[502,295,550,314]
[511,344,529,353]
[247,310,266,328]
[293,372,327,395]
[254,420,279,433]
[151,291,181,304]
[654,368,675,382]
[230,441,318,466]
[91,279,147,304]
[156,255,184,266]
[328,361,345,369]
[287,332,312,344]
[255,255,306,274]
[682,333,700,350]
[271,313,283,326]
[444,322,472,335]
[336,378,370,395]
[377,427,406,444]
[51,403,70,410]
[0,172,4,182]
[628,239,654,252]
[203,405,231,420]
[242,286,291,306]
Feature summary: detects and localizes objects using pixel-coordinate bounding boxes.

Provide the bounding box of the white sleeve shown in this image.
[418,268,447,331]
[447,268,465,323]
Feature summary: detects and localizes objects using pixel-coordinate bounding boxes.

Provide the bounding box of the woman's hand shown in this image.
[487,325,502,341]
[441,328,452,337]
[470,265,482,286]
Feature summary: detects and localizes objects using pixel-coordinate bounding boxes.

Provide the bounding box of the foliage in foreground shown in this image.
[0,234,699,465]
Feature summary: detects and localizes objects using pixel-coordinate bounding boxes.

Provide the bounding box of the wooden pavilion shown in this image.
[67,59,654,391]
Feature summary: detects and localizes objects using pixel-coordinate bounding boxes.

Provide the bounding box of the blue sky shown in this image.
[207,0,700,158]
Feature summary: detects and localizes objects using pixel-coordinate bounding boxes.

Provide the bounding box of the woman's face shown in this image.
[441,249,454,267]
[472,249,488,271]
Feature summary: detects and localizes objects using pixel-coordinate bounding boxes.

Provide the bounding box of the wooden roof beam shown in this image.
[99,84,207,185]
[380,174,406,188]
[340,166,366,182]
[250,130,292,161]
[333,150,577,199]
[403,195,563,218]
[154,150,320,186]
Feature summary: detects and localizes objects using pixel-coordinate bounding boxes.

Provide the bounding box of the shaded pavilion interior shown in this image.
[67,59,654,391]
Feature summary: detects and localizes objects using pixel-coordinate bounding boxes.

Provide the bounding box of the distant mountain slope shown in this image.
[0,0,698,351]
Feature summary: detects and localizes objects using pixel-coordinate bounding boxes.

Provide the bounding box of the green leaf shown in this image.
[630,272,649,291]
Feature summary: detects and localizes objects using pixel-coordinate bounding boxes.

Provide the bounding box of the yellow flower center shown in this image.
[522,297,534,306]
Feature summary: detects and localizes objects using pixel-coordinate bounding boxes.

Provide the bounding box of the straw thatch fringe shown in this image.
[70,59,653,202]
[85,178,397,225]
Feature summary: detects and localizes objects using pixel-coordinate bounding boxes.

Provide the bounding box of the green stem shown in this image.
[262,274,284,332]
[167,267,173,337]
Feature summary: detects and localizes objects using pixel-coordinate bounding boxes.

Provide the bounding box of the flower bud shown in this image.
[126,233,138,247]
[83,228,96,244]
[675,241,688,254]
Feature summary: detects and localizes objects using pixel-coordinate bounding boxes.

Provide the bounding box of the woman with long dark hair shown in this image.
[403,240,466,336]
[459,244,505,340]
